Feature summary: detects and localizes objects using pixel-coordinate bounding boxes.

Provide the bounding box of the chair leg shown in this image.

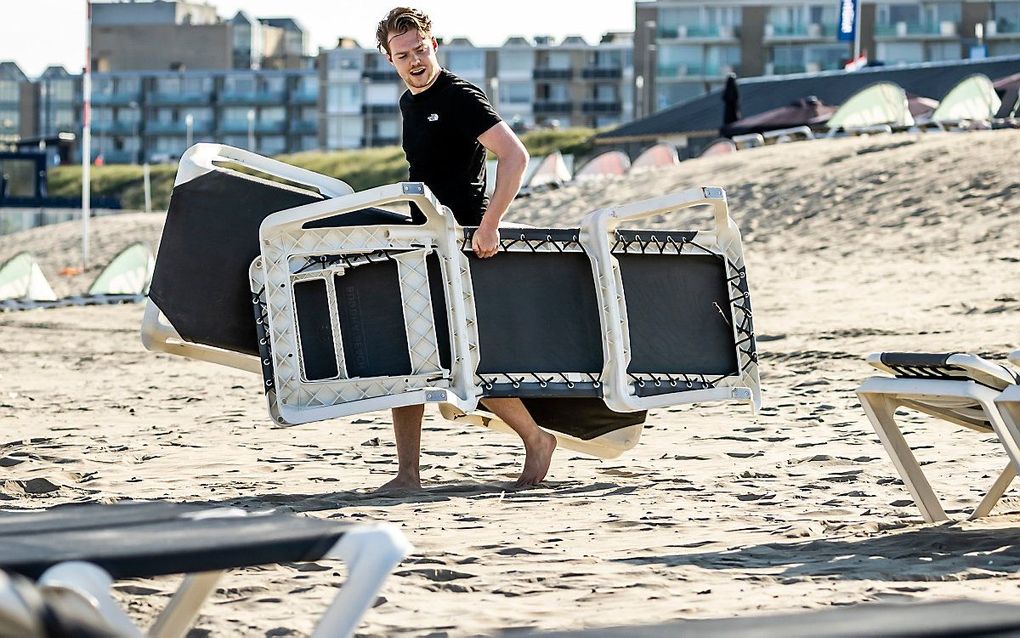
[148,571,223,638]
[859,391,949,522]
[970,462,1017,520]
[314,526,412,638]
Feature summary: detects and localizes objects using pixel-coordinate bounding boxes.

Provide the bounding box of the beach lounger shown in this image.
[857,352,1020,522]
[0,501,410,637]
[145,144,759,459]
[994,349,1020,447]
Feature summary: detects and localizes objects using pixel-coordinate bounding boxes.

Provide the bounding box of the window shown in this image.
[993,2,1020,31]
[655,83,704,109]
[0,80,17,102]
[93,107,113,122]
[223,106,253,123]
[446,50,484,74]
[546,51,571,70]
[498,50,533,72]
[116,77,140,94]
[659,7,701,35]
[297,75,318,94]
[327,83,362,113]
[705,45,740,74]
[262,76,285,93]
[224,75,256,93]
[878,3,922,25]
[182,106,212,123]
[657,44,704,75]
[260,135,286,154]
[365,83,398,104]
[53,108,76,129]
[990,41,1020,55]
[927,42,961,61]
[772,45,806,73]
[181,76,211,94]
[0,109,18,131]
[260,106,286,123]
[594,84,617,101]
[156,77,181,94]
[500,81,532,104]
[51,80,75,102]
[877,41,924,64]
[805,44,848,70]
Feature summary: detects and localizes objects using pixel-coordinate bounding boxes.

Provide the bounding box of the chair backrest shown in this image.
[0,253,56,302]
[828,82,914,132]
[87,243,154,296]
[932,74,1002,124]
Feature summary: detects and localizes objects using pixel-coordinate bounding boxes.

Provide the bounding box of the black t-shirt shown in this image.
[400,69,502,225]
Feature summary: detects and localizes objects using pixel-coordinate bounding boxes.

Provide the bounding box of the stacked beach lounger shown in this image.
[142,144,761,458]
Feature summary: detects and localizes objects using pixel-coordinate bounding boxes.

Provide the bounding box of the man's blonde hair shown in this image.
[376,7,433,55]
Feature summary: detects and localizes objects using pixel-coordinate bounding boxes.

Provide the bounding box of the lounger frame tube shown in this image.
[858,374,1020,523]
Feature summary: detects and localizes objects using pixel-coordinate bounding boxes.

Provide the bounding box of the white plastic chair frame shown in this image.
[857,352,1020,523]
[140,143,356,374]
[995,349,1020,460]
[4,516,410,638]
[254,182,480,425]
[580,186,760,415]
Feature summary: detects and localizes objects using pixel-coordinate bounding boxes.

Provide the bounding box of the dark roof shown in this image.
[599,55,1020,141]
[259,17,304,33]
[0,61,28,82]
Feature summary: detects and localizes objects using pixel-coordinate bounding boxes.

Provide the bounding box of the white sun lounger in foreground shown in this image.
[0,502,410,638]
[857,351,1020,522]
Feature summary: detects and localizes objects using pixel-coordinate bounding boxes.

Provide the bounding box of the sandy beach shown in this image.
[2,130,1020,636]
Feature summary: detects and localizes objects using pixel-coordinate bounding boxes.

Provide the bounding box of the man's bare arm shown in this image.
[472,121,529,258]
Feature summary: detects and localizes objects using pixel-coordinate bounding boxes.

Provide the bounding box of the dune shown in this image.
[1,130,1020,636]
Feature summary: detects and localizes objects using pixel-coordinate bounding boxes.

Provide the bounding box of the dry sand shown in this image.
[2,130,1020,636]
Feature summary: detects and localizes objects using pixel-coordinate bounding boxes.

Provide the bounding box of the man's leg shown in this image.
[480,397,557,487]
[375,404,425,492]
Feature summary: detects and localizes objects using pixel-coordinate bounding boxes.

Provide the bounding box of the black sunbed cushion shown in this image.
[0,503,350,580]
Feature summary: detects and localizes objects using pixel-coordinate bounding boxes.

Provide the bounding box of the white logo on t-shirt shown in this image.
[427,113,439,122]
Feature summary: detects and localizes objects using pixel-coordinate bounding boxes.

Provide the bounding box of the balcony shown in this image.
[290,89,319,104]
[656,63,734,78]
[533,101,573,114]
[145,120,212,135]
[581,101,622,115]
[219,90,287,105]
[986,19,1020,36]
[254,121,286,134]
[581,67,623,80]
[91,92,141,106]
[764,23,830,40]
[874,21,959,38]
[362,69,399,82]
[219,120,253,134]
[362,103,400,115]
[91,120,139,135]
[289,120,318,134]
[533,68,573,80]
[658,24,739,40]
[148,92,212,106]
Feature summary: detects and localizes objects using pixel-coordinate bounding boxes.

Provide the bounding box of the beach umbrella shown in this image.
[722,95,836,137]
[722,73,741,128]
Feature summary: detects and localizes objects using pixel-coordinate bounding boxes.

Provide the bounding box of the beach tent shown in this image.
[929,74,1001,126]
[723,96,837,137]
[0,253,56,302]
[574,150,630,181]
[699,138,737,157]
[857,351,1020,523]
[826,82,914,133]
[86,242,154,297]
[993,72,1020,119]
[630,143,680,171]
[525,151,573,190]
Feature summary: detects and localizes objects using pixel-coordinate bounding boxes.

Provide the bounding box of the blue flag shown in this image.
[837,0,859,42]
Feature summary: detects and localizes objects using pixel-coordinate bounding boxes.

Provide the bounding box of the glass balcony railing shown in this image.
[91,120,139,135]
[91,92,141,106]
[657,63,734,77]
[288,120,318,134]
[581,101,622,114]
[766,23,831,38]
[145,120,212,135]
[874,21,958,37]
[219,90,286,105]
[148,92,211,105]
[990,19,1020,34]
[290,89,318,103]
[658,24,739,39]
[533,68,574,80]
[533,101,573,114]
[581,67,623,80]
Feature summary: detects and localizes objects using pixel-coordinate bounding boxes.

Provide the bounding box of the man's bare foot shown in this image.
[374,473,422,493]
[515,431,557,487]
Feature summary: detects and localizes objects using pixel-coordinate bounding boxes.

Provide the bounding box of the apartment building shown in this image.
[319,33,634,150]
[91,0,308,71]
[0,63,33,145]
[90,68,318,163]
[635,0,1020,114]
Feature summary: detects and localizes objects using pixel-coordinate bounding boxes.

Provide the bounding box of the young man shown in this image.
[375,7,557,491]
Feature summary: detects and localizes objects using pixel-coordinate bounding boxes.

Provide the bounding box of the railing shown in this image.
[533,101,573,114]
[91,120,139,135]
[362,69,399,81]
[988,19,1020,35]
[91,92,141,106]
[657,63,733,77]
[219,120,255,134]
[766,23,830,38]
[147,92,211,105]
[581,67,623,80]
[874,21,958,37]
[362,103,400,114]
[219,90,287,105]
[145,120,212,135]
[289,120,318,134]
[532,68,574,80]
[581,101,622,114]
[658,24,739,39]
[290,89,319,103]
[254,121,286,134]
